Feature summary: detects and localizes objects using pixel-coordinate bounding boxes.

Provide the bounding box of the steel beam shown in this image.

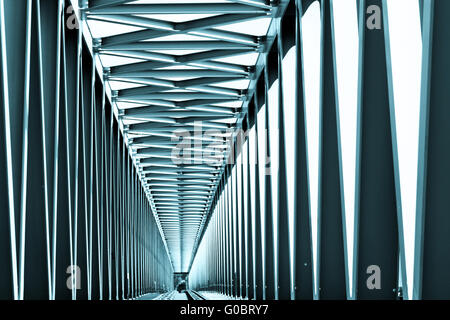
[87,3,271,15]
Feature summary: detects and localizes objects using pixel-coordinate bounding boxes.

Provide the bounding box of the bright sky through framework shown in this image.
[76,0,423,292]
[294,0,422,299]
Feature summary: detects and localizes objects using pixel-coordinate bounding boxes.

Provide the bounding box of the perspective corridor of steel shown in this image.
[82,0,287,272]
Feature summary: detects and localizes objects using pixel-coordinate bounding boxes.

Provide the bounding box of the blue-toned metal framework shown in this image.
[77,0,293,275]
[0,0,172,300]
[1,0,450,301]
[189,0,450,301]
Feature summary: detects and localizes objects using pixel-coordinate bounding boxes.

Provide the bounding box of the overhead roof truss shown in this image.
[83,0,283,272]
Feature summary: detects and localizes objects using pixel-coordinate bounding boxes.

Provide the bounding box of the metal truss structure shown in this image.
[0,0,173,300]
[190,0,450,301]
[1,0,450,301]
[82,0,280,273]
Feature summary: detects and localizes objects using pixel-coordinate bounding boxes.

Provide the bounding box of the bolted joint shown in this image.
[78,0,88,20]
[93,38,102,53]
[103,67,111,81]
[79,10,87,22]
[270,0,280,6]
[240,89,249,97]
[247,65,256,75]
[78,0,88,10]
[256,35,268,53]
[111,90,119,102]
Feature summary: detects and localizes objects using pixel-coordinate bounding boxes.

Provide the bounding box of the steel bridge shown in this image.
[0,0,449,300]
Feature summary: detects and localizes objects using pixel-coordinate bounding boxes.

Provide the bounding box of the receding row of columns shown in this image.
[0,0,173,300]
[189,0,450,300]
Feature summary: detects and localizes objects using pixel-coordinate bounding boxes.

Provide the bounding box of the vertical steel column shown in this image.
[318,0,347,300]
[87,49,96,300]
[217,189,221,293]
[213,197,217,292]
[215,190,219,293]
[144,191,147,294]
[93,59,101,300]
[127,156,132,298]
[246,117,255,300]
[227,168,234,297]
[38,0,64,300]
[225,168,232,297]
[253,91,264,301]
[140,176,143,296]
[151,209,155,292]
[120,133,125,299]
[150,204,154,293]
[137,174,140,297]
[125,152,130,298]
[263,59,275,301]
[54,1,69,300]
[218,182,225,294]
[276,19,291,301]
[106,91,113,300]
[134,166,137,297]
[100,74,107,299]
[216,192,220,293]
[130,160,134,298]
[72,18,83,300]
[234,153,241,298]
[414,0,450,300]
[62,2,82,300]
[0,0,33,300]
[293,0,314,300]
[115,122,121,300]
[222,185,227,295]
[139,184,142,297]
[141,180,144,295]
[354,0,398,299]
[239,147,247,298]
[135,165,139,296]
